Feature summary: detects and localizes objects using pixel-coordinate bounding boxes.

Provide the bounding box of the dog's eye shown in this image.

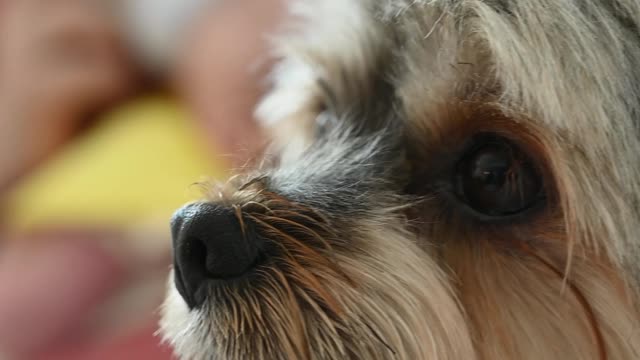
[455,136,543,217]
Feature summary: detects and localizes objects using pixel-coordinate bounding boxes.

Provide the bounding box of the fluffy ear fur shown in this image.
[255,0,393,160]
[162,1,640,359]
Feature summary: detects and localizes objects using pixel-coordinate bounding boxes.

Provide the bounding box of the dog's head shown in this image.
[161,1,640,359]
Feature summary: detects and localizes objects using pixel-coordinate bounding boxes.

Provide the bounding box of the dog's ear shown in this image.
[255,0,393,160]
[255,56,323,161]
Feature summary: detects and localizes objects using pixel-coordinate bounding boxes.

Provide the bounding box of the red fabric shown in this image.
[42,322,174,360]
[0,236,124,359]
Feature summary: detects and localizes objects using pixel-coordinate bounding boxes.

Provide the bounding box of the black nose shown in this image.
[171,202,261,309]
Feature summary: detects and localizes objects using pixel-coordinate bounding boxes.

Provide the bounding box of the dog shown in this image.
[160,0,640,358]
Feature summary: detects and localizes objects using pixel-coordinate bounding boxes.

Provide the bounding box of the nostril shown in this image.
[171,202,262,309]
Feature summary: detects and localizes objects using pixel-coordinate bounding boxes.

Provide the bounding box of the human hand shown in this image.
[175,0,286,167]
[0,0,137,190]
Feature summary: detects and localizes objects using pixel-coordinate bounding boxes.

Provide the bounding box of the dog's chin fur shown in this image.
[161,0,640,359]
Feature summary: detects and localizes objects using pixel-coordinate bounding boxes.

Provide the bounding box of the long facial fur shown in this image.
[161,0,640,359]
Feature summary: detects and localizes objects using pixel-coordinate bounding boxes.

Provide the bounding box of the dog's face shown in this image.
[161,1,640,359]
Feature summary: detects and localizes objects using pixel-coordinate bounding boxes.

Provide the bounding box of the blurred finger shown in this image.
[176,0,286,164]
[32,5,121,66]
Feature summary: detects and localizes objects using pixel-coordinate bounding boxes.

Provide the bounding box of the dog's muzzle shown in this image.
[170,202,263,309]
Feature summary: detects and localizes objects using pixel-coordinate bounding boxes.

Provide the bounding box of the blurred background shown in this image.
[0,0,286,358]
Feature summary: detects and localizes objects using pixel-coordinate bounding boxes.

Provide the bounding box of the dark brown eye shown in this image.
[455,136,543,217]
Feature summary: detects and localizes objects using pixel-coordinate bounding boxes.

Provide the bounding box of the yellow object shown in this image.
[4,96,226,232]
